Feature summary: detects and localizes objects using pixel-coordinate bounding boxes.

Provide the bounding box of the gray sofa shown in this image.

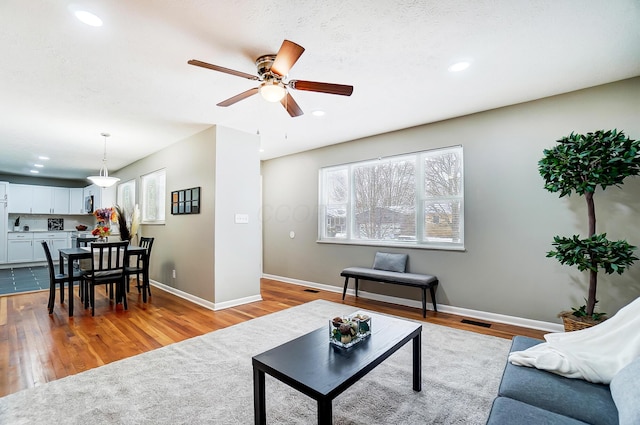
[487,336,640,425]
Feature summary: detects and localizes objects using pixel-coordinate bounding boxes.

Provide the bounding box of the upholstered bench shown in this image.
[340,252,438,317]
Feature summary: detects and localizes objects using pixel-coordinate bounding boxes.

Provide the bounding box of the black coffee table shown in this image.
[252,311,422,425]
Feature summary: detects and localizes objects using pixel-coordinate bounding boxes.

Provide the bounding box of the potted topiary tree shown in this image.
[539,129,640,331]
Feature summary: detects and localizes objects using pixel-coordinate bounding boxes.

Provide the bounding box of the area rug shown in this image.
[0,300,510,424]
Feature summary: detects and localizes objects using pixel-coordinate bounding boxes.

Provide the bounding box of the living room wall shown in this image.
[261,77,640,324]
[115,125,261,306]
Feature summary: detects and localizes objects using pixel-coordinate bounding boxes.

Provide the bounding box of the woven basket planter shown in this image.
[559,312,605,332]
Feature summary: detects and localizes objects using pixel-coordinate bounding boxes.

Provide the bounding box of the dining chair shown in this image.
[76,236,97,247]
[75,237,98,301]
[82,241,129,316]
[41,240,83,314]
[125,237,154,296]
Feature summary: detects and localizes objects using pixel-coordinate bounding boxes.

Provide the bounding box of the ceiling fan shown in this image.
[188,40,353,117]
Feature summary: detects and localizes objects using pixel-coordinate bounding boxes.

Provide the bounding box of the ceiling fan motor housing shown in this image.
[255,54,279,80]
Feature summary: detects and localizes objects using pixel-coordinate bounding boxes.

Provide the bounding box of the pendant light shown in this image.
[87,132,120,188]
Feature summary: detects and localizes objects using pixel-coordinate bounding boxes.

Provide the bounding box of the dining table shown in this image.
[58,245,149,317]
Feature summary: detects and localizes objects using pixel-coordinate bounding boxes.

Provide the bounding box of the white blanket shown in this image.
[508,296,640,384]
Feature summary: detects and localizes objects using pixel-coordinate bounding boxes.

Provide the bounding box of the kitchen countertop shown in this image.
[8,230,77,233]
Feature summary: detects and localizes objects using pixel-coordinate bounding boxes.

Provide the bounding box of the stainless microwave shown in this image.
[85,195,94,213]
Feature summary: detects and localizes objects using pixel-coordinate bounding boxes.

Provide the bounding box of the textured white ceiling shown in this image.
[0,0,639,179]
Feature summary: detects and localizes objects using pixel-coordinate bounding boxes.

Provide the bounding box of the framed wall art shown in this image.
[171,186,201,215]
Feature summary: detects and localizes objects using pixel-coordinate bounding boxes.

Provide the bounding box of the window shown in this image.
[116,179,136,214]
[319,146,463,249]
[141,169,166,224]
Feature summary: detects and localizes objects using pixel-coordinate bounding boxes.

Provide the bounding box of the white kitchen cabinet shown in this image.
[52,188,70,214]
[32,186,70,214]
[8,232,70,263]
[9,184,70,214]
[69,188,85,214]
[32,186,52,213]
[7,233,34,262]
[8,184,33,213]
[0,182,7,264]
[33,232,69,261]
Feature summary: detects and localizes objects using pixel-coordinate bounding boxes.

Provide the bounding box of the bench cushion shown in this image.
[372,252,408,273]
[499,336,617,425]
[341,267,437,287]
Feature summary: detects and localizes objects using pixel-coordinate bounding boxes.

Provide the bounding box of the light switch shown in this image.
[235,213,249,224]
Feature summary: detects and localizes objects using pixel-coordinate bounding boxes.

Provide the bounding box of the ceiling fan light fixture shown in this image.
[87,133,120,188]
[448,61,470,72]
[259,81,286,102]
[74,10,103,27]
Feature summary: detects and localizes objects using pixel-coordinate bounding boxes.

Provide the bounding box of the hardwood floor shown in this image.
[0,277,545,398]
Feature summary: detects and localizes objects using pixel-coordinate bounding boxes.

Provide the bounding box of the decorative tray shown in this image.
[329,313,372,348]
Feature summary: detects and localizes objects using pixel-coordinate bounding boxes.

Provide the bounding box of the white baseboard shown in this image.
[262,273,564,333]
[149,280,262,311]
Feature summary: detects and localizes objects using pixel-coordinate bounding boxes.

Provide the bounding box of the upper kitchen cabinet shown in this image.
[69,188,85,214]
[9,184,70,214]
[8,184,32,213]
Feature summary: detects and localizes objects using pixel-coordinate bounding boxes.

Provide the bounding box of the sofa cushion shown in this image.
[372,252,407,273]
[486,396,590,425]
[610,356,640,425]
[499,336,618,425]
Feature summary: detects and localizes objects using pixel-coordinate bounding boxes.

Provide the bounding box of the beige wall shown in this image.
[116,125,261,305]
[116,127,217,301]
[261,77,640,324]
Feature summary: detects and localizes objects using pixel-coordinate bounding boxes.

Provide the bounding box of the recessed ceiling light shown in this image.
[30,170,39,174]
[74,10,103,27]
[312,110,326,117]
[448,61,470,72]
[38,156,50,160]
[34,164,44,168]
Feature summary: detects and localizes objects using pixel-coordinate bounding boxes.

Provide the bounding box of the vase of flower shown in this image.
[91,223,111,241]
[92,207,115,242]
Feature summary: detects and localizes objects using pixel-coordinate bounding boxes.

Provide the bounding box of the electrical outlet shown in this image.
[172,269,176,278]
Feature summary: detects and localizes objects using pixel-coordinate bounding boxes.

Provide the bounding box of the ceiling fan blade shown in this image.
[289,80,353,96]
[271,40,305,76]
[188,59,259,81]
[217,87,260,107]
[281,92,304,117]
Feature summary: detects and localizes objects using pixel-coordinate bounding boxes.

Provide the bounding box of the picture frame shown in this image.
[171,187,200,215]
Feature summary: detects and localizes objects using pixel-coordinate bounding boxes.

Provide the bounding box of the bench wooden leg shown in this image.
[421,287,427,318]
[430,283,438,312]
[342,277,349,300]
[354,278,359,297]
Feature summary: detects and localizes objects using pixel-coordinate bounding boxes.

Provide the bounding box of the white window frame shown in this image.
[141,168,166,224]
[318,146,464,250]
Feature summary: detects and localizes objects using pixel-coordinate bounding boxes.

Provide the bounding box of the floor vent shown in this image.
[461,319,492,328]
[303,289,320,293]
